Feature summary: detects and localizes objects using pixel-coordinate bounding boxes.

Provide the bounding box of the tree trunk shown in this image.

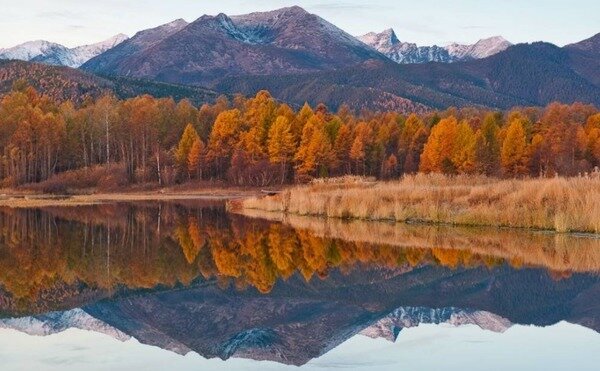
[156,149,162,186]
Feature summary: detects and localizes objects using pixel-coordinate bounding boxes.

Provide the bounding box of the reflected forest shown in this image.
[2,202,600,316]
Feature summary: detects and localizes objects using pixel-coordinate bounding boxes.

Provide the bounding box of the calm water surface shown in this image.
[0,201,599,370]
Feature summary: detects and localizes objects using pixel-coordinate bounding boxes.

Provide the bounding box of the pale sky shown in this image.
[1,323,599,370]
[1,0,598,48]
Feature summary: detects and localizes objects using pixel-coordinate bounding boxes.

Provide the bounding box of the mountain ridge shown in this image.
[0,60,220,105]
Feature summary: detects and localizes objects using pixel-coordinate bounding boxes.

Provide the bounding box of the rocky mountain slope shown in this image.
[81,6,386,85]
[80,19,188,74]
[564,33,600,87]
[0,34,128,68]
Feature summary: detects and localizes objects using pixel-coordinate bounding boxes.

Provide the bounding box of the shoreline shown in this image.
[0,189,261,208]
[232,206,600,238]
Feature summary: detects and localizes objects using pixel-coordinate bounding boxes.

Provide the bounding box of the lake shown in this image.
[0,201,599,370]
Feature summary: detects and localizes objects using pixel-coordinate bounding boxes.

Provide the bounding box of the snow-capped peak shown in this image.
[83,33,129,51]
[446,36,512,60]
[0,34,129,68]
[359,29,512,64]
[62,34,130,67]
[0,40,66,61]
[358,29,452,64]
[358,28,400,50]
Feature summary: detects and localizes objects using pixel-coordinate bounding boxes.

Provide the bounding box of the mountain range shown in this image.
[213,38,600,110]
[0,6,598,111]
[358,28,512,64]
[0,34,128,68]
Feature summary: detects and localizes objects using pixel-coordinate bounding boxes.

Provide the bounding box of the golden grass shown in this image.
[237,174,600,234]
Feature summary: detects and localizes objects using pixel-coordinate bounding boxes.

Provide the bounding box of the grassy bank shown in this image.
[0,189,259,208]
[236,174,600,234]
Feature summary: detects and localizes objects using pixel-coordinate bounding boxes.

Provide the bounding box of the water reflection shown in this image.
[0,202,599,366]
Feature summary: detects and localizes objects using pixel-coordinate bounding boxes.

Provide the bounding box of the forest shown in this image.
[1,81,599,190]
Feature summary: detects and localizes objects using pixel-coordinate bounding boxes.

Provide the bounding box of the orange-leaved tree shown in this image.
[267,116,296,184]
[176,123,200,178]
[188,137,205,179]
[501,117,529,176]
[419,116,459,174]
[206,109,242,176]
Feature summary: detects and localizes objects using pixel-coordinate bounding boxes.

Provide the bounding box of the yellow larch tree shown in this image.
[333,124,353,175]
[349,122,372,175]
[419,116,459,173]
[175,123,200,169]
[267,116,296,184]
[207,109,242,174]
[294,115,333,179]
[451,121,476,173]
[501,117,529,176]
[187,137,205,179]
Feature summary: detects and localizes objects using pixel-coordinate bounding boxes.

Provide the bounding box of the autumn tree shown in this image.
[585,113,600,166]
[350,122,373,175]
[474,113,501,176]
[267,116,296,184]
[333,124,353,175]
[399,114,427,174]
[451,121,476,173]
[188,137,205,179]
[382,154,399,179]
[0,86,65,185]
[294,103,314,140]
[294,116,333,180]
[501,118,529,176]
[207,109,242,176]
[119,95,161,182]
[420,117,459,174]
[176,123,200,179]
[91,94,119,166]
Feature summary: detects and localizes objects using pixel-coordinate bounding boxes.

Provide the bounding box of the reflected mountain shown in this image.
[0,202,599,365]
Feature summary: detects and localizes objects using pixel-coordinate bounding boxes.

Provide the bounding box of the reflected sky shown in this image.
[1,322,599,371]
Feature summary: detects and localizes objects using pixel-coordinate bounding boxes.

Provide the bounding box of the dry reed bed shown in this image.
[240,174,600,234]
[238,208,600,273]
